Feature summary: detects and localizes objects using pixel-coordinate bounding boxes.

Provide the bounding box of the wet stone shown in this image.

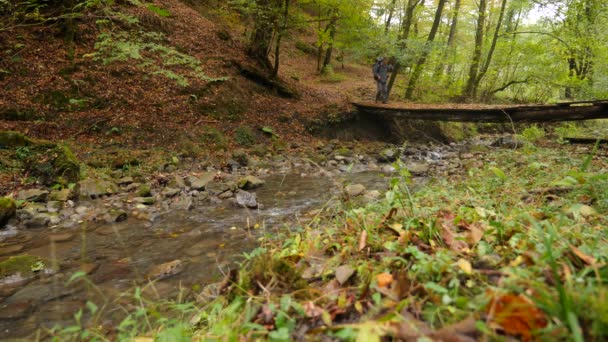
[161,187,181,198]
[0,302,33,319]
[235,190,258,209]
[46,201,62,213]
[0,244,25,256]
[49,233,75,243]
[218,190,234,199]
[17,189,49,202]
[345,184,366,197]
[146,260,185,280]
[25,214,51,228]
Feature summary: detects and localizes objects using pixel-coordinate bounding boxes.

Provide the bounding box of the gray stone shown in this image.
[172,197,194,211]
[16,208,36,221]
[378,148,398,163]
[104,210,127,223]
[77,179,119,199]
[185,172,214,191]
[235,190,258,209]
[364,190,381,201]
[335,265,355,285]
[161,187,181,198]
[17,189,49,202]
[46,201,63,213]
[405,162,430,175]
[218,190,234,199]
[345,184,366,197]
[49,189,72,202]
[170,175,186,188]
[25,214,51,228]
[238,175,265,190]
[491,136,525,149]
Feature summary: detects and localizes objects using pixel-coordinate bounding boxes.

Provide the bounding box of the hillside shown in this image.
[0,0,371,153]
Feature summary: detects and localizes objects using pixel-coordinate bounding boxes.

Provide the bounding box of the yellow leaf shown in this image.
[510,255,524,267]
[457,259,473,274]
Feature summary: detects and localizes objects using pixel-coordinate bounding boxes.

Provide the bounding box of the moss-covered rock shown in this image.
[0,255,45,279]
[0,131,34,148]
[0,197,16,227]
[26,144,80,185]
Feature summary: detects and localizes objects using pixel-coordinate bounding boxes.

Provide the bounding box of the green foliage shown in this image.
[147,4,171,17]
[234,126,257,146]
[90,31,227,87]
[520,125,546,143]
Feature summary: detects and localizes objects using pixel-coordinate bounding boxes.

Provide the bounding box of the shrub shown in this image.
[520,125,546,142]
[234,126,256,146]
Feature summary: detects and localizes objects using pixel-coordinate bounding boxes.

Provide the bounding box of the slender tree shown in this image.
[404,0,448,99]
[463,0,488,100]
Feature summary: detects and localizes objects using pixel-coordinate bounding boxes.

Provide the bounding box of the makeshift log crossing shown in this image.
[352,99,608,123]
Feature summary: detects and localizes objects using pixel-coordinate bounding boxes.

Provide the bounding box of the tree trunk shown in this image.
[404,0,447,100]
[387,0,419,97]
[462,0,487,100]
[435,0,461,80]
[321,13,338,73]
[476,0,508,88]
[385,0,398,34]
[272,0,290,77]
[248,0,278,70]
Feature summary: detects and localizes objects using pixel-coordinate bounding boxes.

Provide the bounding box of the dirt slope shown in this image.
[0,0,373,152]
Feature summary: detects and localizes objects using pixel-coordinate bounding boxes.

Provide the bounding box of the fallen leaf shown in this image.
[569,245,597,266]
[486,292,548,341]
[359,230,368,251]
[335,265,356,285]
[303,301,323,318]
[457,259,473,274]
[439,212,468,252]
[376,273,393,288]
[466,222,485,245]
[432,316,478,341]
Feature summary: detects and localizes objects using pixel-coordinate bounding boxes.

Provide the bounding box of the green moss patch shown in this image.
[0,255,46,278]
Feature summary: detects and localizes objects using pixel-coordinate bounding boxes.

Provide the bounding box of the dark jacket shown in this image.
[373,61,392,83]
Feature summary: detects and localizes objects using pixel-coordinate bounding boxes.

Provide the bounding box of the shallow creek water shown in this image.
[0,171,392,338]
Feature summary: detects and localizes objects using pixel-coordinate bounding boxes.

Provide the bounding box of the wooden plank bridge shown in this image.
[352,99,608,123]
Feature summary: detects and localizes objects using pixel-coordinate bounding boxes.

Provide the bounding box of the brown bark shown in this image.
[386,0,419,97]
[463,0,487,100]
[404,0,448,99]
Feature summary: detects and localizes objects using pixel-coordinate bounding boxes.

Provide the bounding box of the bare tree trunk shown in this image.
[248,0,278,70]
[321,12,338,73]
[385,0,398,34]
[404,0,448,99]
[434,0,461,80]
[476,0,508,88]
[272,0,290,77]
[463,0,487,100]
[387,0,419,97]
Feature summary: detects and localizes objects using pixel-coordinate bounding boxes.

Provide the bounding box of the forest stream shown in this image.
[0,169,396,338]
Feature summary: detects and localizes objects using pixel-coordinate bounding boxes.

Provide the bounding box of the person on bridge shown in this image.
[373,57,393,104]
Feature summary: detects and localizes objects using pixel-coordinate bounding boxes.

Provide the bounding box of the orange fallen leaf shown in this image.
[486,292,548,341]
[570,245,597,266]
[376,273,393,288]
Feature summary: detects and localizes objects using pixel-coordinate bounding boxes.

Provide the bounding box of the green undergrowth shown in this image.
[192,144,608,340]
[49,143,608,341]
